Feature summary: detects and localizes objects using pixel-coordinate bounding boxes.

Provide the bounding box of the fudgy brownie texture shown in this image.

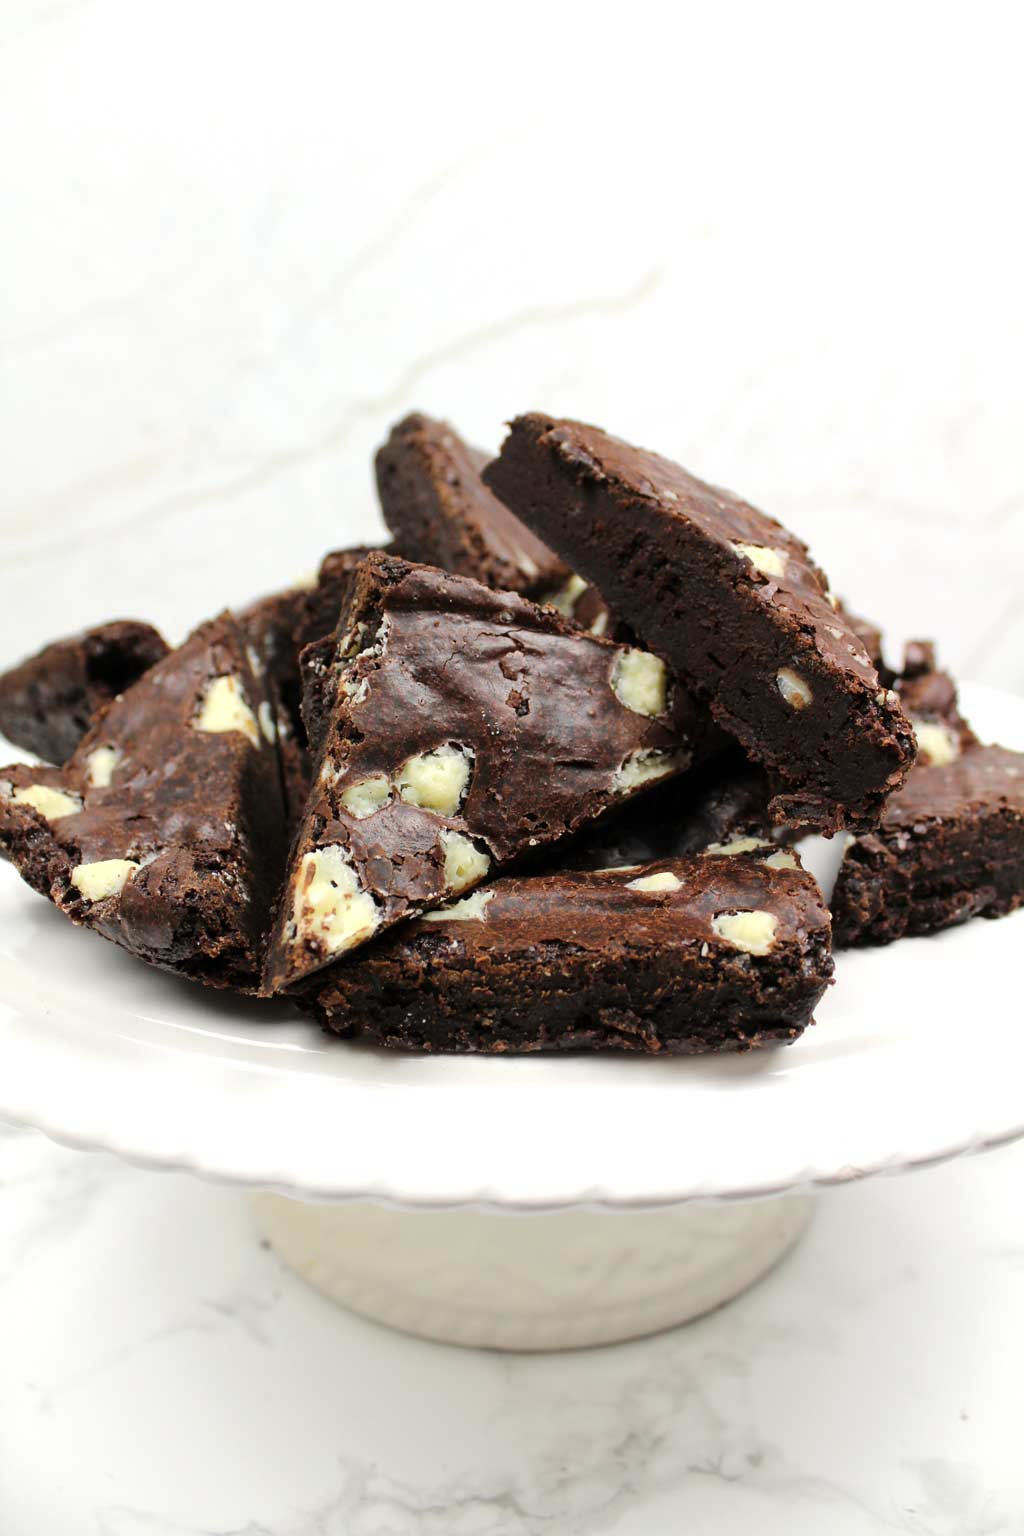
[831,743,1024,946]
[263,552,712,992]
[377,413,570,598]
[305,851,833,1053]
[238,548,380,819]
[484,415,917,833]
[0,614,288,991]
[0,621,169,764]
[554,749,783,872]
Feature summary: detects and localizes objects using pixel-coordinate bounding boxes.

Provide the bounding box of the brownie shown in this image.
[0,613,288,991]
[554,749,782,872]
[377,413,570,597]
[305,850,833,1053]
[485,414,916,832]
[834,600,886,676]
[831,743,1024,946]
[0,621,169,763]
[238,548,379,819]
[263,552,712,992]
[893,642,977,767]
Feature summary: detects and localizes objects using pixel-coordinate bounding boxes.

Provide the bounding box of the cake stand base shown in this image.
[251,1192,814,1350]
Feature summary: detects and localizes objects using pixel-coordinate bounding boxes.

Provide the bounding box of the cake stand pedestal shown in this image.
[252,1192,813,1349]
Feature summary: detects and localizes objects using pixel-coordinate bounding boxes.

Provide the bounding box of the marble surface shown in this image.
[2,3,1024,1531]
[0,1119,1021,1534]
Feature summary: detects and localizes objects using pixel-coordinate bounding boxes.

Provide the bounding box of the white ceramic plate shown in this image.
[0,682,1021,1210]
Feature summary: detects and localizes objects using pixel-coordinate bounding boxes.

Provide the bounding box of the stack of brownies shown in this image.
[1,413,1022,1052]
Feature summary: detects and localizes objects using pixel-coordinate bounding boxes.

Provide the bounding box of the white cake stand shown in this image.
[1,682,1021,1350]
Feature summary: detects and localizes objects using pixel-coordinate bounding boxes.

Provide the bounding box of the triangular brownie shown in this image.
[263,553,711,991]
[0,613,288,991]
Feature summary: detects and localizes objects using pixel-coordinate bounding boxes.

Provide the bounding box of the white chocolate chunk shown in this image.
[71,858,139,902]
[258,701,277,744]
[589,611,609,637]
[514,549,540,580]
[341,676,370,705]
[544,572,588,616]
[341,775,391,819]
[704,835,770,857]
[911,716,960,768]
[193,675,260,747]
[733,543,787,579]
[292,845,379,955]
[712,910,778,955]
[626,870,682,893]
[613,748,689,794]
[11,784,83,821]
[611,648,668,718]
[763,849,799,871]
[421,889,495,923]
[86,745,121,788]
[396,745,472,816]
[439,829,490,894]
[292,569,319,591]
[776,668,813,710]
[246,643,264,678]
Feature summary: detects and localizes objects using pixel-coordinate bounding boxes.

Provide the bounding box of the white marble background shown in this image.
[1,2,1023,1530]
[1,2,1022,685]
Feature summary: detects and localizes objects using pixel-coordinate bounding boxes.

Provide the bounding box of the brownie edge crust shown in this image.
[304,853,834,1054]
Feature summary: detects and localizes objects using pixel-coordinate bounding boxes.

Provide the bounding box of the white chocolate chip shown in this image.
[193,675,260,747]
[589,611,609,638]
[776,668,813,710]
[514,549,539,580]
[421,889,495,923]
[704,835,770,857]
[258,701,277,744]
[246,644,264,679]
[613,748,689,794]
[341,775,391,819]
[439,829,490,894]
[763,849,799,871]
[626,870,682,892]
[544,573,588,616]
[396,745,473,816]
[911,717,961,768]
[339,615,390,664]
[610,649,668,718]
[86,745,121,788]
[11,784,83,821]
[319,757,343,788]
[71,858,139,902]
[292,845,379,955]
[341,676,370,705]
[712,910,778,955]
[733,543,787,579]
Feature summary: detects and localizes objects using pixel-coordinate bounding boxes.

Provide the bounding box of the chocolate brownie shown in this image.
[893,642,977,767]
[0,621,169,764]
[485,415,916,832]
[831,743,1024,946]
[555,749,782,872]
[263,552,712,991]
[835,600,886,676]
[0,614,288,991]
[305,850,833,1053]
[377,413,570,597]
[239,548,379,818]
